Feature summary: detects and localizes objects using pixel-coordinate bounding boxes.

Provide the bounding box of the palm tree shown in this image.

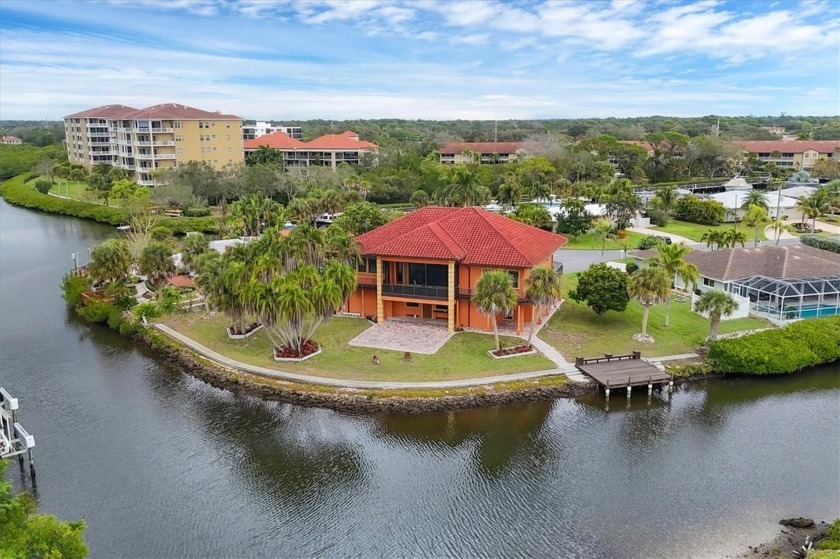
[88,239,132,285]
[139,242,175,288]
[743,204,769,247]
[626,265,671,342]
[180,233,209,273]
[287,196,313,224]
[529,182,552,203]
[652,185,678,213]
[649,243,699,327]
[721,228,746,249]
[770,218,789,246]
[701,229,725,250]
[693,290,739,340]
[796,191,830,231]
[434,167,490,206]
[497,174,523,209]
[247,145,283,166]
[325,228,361,267]
[524,266,562,345]
[740,189,768,210]
[472,270,519,353]
[410,189,430,207]
[589,219,614,261]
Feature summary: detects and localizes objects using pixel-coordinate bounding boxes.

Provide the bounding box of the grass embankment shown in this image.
[164,314,556,382]
[0,173,222,234]
[656,219,767,242]
[563,230,647,250]
[538,273,771,358]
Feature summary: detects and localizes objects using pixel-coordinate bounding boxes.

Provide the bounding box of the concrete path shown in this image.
[629,225,697,245]
[154,323,574,389]
[813,219,840,235]
[647,353,700,363]
[555,248,628,273]
[764,223,796,242]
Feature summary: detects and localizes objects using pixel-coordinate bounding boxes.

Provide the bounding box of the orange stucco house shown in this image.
[346,206,568,335]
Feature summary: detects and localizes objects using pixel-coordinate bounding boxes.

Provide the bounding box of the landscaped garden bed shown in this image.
[489,345,538,359]
[226,322,263,340]
[273,339,322,362]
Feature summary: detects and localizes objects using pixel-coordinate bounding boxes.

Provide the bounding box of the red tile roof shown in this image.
[304,131,377,150]
[357,206,567,268]
[167,275,197,288]
[243,130,307,150]
[734,140,840,154]
[64,104,138,119]
[439,141,524,155]
[121,103,240,120]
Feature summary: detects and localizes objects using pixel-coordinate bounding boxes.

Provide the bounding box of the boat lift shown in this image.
[0,387,35,478]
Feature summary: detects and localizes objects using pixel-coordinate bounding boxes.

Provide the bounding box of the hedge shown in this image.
[707,316,840,374]
[801,235,840,254]
[0,174,224,234]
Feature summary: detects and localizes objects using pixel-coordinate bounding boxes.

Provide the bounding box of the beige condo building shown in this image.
[64,103,243,185]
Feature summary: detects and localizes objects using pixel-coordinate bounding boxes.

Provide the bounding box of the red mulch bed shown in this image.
[228,323,261,336]
[492,344,533,357]
[274,338,319,359]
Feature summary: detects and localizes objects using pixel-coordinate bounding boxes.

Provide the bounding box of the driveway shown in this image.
[629,225,697,245]
[555,248,628,273]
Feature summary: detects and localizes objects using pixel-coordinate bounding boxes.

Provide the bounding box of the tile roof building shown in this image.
[734,140,839,170]
[242,121,302,141]
[347,206,567,334]
[439,142,526,165]
[0,135,23,145]
[243,130,377,169]
[64,103,243,186]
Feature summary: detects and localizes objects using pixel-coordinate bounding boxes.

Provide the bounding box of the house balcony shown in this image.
[88,132,111,138]
[135,141,152,146]
[383,283,449,300]
[136,153,154,160]
[153,140,174,146]
[150,127,174,133]
[154,153,176,160]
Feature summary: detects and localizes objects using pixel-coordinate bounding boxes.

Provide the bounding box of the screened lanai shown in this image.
[728,275,840,323]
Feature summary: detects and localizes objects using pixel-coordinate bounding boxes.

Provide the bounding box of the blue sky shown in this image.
[0,0,837,120]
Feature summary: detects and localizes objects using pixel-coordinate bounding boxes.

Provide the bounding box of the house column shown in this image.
[376,257,384,324]
[447,261,455,332]
[516,305,523,335]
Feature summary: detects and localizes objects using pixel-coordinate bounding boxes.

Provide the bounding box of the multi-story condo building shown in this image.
[64,103,243,185]
[243,130,377,169]
[439,141,526,165]
[242,121,302,141]
[734,140,839,169]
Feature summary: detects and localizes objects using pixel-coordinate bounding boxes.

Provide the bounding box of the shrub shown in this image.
[637,235,662,250]
[646,208,670,227]
[34,178,53,194]
[708,316,840,374]
[151,226,173,241]
[674,195,726,225]
[183,207,211,217]
[818,518,840,550]
[801,235,840,254]
[76,300,116,323]
[61,274,92,307]
[568,263,630,315]
[625,262,639,274]
[133,302,161,321]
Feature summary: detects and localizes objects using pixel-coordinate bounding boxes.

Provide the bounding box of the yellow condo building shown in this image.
[64,103,243,185]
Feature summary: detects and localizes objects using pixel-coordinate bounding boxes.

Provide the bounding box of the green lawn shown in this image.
[539,273,772,358]
[655,219,767,243]
[563,230,647,250]
[47,180,91,201]
[164,314,556,382]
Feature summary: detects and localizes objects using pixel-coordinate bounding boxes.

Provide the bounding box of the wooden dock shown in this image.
[575,352,672,399]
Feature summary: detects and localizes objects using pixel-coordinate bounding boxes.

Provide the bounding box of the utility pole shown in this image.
[494,120,498,143]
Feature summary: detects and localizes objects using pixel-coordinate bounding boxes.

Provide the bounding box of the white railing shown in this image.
[154,153,176,160]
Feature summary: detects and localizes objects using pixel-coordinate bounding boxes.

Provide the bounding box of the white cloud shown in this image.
[451,33,490,46]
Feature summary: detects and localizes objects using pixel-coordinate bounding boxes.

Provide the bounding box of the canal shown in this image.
[1,198,838,558]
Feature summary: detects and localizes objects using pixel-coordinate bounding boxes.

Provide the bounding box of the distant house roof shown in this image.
[704,190,799,209]
[356,206,567,268]
[734,140,840,154]
[721,177,752,189]
[243,129,376,151]
[304,131,377,150]
[439,142,525,155]
[778,186,818,199]
[64,104,138,119]
[243,131,307,150]
[167,275,197,288]
[64,103,240,120]
[631,245,840,282]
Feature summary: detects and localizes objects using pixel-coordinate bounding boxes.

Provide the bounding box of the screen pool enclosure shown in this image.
[729,275,840,322]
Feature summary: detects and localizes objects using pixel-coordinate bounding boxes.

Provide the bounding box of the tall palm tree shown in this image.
[88,239,132,285]
[524,266,562,345]
[740,189,768,210]
[627,265,671,342]
[529,182,552,203]
[589,219,614,261]
[743,204,769,247]
[180,233,209,273]
[434,167,490,207]
[325,228,362,267]
[693,290,739,340]
[497,173,523,209]
[472,270,519,353]
[770,218,789,246]
[701,229,725,250]
[721,229,746,249]
[649,243,699,327]
[796,191,830,231]
[652,185,678,213]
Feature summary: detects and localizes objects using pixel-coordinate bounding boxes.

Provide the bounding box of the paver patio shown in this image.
[348,319,455,354]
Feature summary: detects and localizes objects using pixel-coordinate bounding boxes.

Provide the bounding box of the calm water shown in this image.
[1,198,838,558]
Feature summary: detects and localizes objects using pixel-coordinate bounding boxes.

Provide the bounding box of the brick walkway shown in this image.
[348,319,455,354]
